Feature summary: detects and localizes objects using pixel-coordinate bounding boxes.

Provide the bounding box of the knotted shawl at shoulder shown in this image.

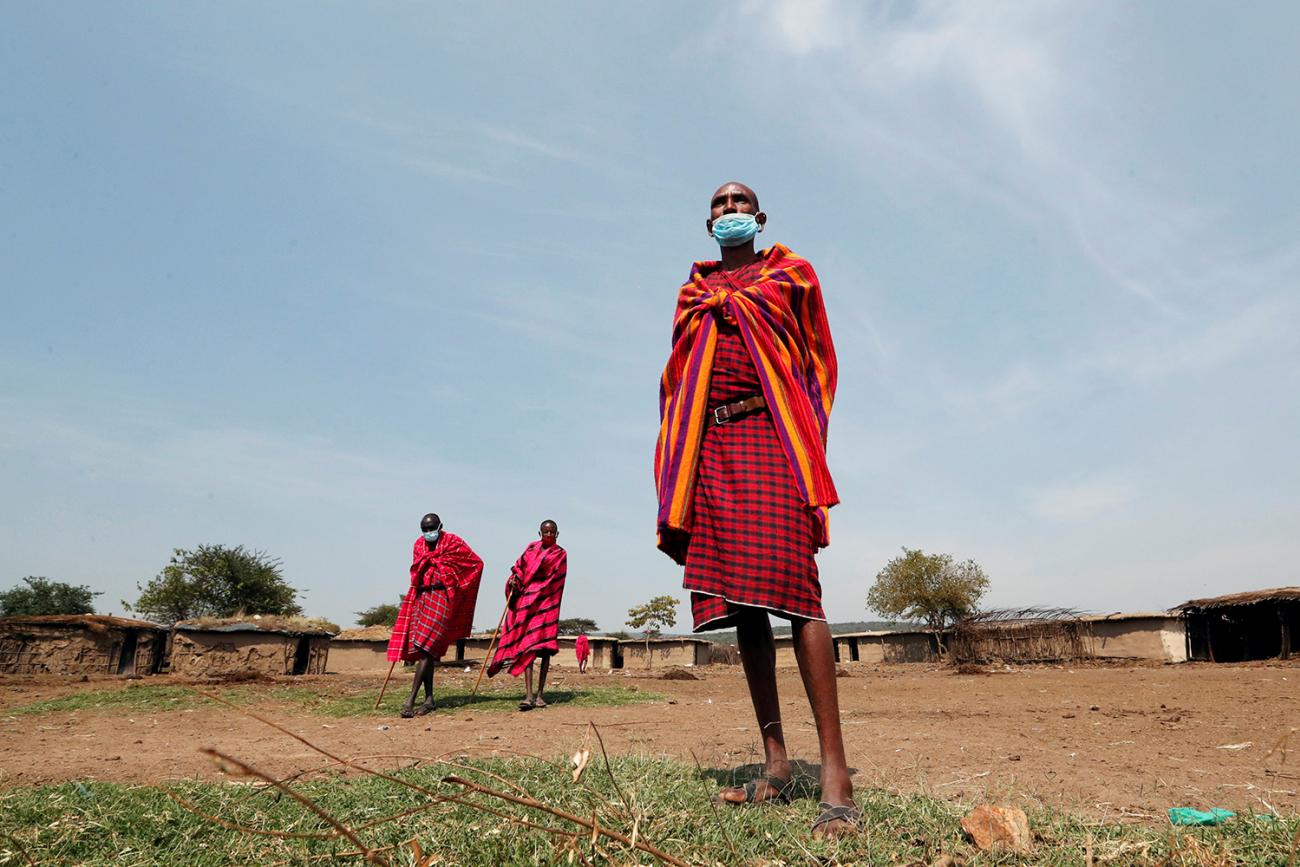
[387,532,484,663]
[654,243,838,561]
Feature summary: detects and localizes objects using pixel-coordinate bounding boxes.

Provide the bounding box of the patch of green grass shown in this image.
[3,682,660,720]
[268,683,661,717]
[1,758,1295,865]
[2,684,247,717]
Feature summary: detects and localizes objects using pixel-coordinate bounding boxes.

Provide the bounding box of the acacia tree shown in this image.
[0,577,101,616]
[125,545,302,624]
[626,595,678,669]
[356,601,402,628]
[866,548,989,652]
[557,617,599,635]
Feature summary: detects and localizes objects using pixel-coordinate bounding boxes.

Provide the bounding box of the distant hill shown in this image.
[690,620,916,645]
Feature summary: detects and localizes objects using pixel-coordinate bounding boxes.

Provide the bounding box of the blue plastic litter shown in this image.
[1168,807,1234,826]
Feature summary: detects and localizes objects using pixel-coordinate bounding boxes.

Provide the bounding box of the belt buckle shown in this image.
[713,404,732,425]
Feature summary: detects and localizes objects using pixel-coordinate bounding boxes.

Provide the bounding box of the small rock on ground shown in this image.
[960,804,1031,853]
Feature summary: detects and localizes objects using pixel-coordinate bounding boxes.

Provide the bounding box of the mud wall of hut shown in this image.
[328,641,390,673]
[1089,618,1187,662]
[618,639,709,668]
[0,624,165,676]
[170,632,329,676]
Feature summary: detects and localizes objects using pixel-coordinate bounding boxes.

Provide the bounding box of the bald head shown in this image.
[707,181,766,240]
[710,181,760,214]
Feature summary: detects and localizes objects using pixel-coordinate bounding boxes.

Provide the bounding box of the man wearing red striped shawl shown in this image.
[387,513,483,718]
[654,182,859,838]
[488,520,566,710]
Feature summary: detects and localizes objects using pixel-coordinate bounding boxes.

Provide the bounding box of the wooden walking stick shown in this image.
[471,592,513,697]
[373,659,398,711]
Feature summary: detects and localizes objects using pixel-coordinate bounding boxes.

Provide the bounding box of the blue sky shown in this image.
[3,2,1297,631]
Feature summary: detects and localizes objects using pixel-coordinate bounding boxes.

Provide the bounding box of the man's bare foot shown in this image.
[715,770,793,805]
[532,696,547,708]
[811,802,861,838]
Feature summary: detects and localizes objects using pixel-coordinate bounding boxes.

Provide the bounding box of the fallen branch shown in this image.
[166,790,337,840]
[442,775,690,867]
[201,747,385,866]
[0,829,37,867]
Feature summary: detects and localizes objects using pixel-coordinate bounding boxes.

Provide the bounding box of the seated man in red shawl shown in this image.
[387,512,483,718]
[653,182,858,837]
[487,520,566,710]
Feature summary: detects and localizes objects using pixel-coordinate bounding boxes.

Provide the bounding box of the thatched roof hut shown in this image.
[1174,587,1300,662]
[0,614,168,676]
[948,610,1090,665]
[170,616,337,676]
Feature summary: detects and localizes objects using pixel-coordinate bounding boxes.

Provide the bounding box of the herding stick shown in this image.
[471,594,513,697]
[373,659,397,710]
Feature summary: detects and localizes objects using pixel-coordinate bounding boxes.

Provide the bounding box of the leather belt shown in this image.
[708,395,766,427]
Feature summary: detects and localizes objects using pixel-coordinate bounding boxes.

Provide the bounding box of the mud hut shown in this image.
[170,616,337,677]
[0,615,167,676]
[453,634,625,669]
[1176,587,1300,662]
[553,636,621,670]
[834,629,943,664]
[948,611,1090,665]
[1082,612,1188,663]
[328,626,392,673]
[619,636,711,668]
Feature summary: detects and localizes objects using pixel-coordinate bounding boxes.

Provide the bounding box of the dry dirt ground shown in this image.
[2,661,1297,823]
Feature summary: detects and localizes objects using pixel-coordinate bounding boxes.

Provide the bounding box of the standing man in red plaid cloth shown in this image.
[387,512,483,718]
[488,520,566,710]
[653,182,859,837]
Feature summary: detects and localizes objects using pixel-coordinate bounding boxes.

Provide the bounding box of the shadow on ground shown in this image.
[697,760,862,803]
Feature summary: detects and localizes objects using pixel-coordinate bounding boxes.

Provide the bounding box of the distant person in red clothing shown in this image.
[387,513,483,718]
[653,183,858,837]
[488,520,567,709]
[575,633,590,673]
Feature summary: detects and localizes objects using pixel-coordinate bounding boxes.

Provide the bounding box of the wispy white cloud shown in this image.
[403,156,512,186]
[1027,473,1137,521]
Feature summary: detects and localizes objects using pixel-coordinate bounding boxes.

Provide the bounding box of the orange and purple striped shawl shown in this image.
[654,244,838,558]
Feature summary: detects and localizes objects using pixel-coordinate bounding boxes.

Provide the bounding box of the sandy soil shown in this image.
[2,661,1297,822]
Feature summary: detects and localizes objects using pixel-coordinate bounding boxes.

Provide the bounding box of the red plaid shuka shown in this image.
[387,532,483,663]
[488,541,567,677]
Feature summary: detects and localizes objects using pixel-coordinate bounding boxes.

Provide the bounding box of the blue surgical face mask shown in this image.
[711,213,760,247]
[422,530,441,543]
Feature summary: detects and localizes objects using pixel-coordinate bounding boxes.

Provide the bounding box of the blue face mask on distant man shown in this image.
[711,213,760,247]
[422,530,441,544]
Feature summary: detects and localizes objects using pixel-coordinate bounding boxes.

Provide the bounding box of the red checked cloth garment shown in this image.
[488,541,567,677]
[685,311,826,630]
[387,532,484,663]
[655,244,837,563]
[575,634,590,662]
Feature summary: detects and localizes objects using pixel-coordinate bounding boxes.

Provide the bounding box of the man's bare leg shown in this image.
[522,661,535,707]
[792,617,856,836]
[718,607,791,803]
[419,657,436,711]
[534,655,551,707]
[402,655,431,717]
